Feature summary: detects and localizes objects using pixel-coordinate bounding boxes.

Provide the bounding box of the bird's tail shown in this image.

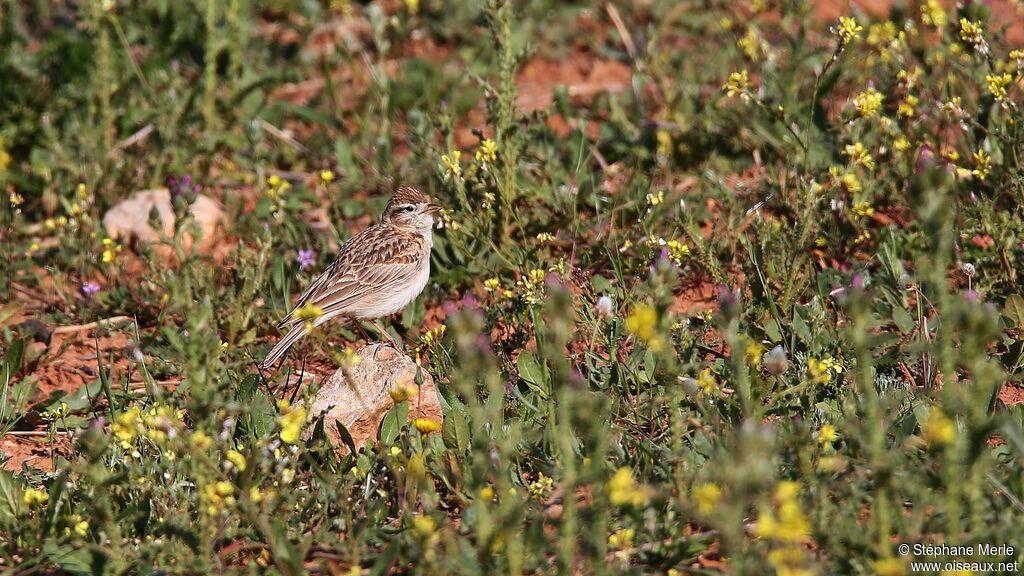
[259,324,307,370]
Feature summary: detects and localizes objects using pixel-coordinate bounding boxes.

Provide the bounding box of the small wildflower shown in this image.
[23,488,49,507]
[71,517,89,537]
[692,482,722,514]
[389,383,417,403]
[666,240,690,264]
[536,232,556,244]
[738,29,764,61]
[277,400,307,445]
[844,142,875,169]
[608,467,649,508]
[853,88,885,118]
[595,295,614,319]
[894,137,911,152]
[479,486,495,501]
[986,73,1013,102]
[818,424,839,446]
[441,149,462,179]
[696,368,717,396]
[852,201,875,218]
[101,249,115,264]
[293,302,325,333]
[920,0,946,28]
[226,450,247,472]
[834,16,863,45]
[961,262,976,278]
[411,515,436,539]
[484,277,500,293]
[419,325,446,347]
[296,249,315,271]
[625,304,663,351]
[972,150,992,180]
[898,95,919,118]
[608,528,635,549]
[723,70,752,101]
[413,418,441,434]
[646,190,665,206]
[958,18,984,45]
[839,172,862,193]
[8,191,23,206]
[475,139,498,165]
[81,281,101,297]
[756,481,810,543]
[528,472,554,500]
[319,170,335,184]
[922,407,956,446]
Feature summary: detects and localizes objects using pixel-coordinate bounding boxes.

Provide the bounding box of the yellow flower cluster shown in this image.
[843,142,875,169]
[920,0,947,28]
[475,138,498,165]
[201,481,235,516]
[691,482,722,514]
[696,368,717,397]
[722,70,752,101]
[818,424,839,446]
[757,481,813,575]
[100,237,123,265]
[958,18,984,45]
[319,169,335,184]
[608,467,650,508]
[853,201,875,218]
[293,302,324,333]
[972,150,992,180]
[666,239,690,264]
[853,88,885,118]
[419,325,446,347]
[413,418,441,434]
[389,383,418,403]
[625,304,664,352]
[807,356,842,384]
[23,488,49,507]
[986,72,1013,102]
[834,16,863,45]
[276,400,307,445]
[517,268,547,305]
[528,471,554,500]
[441,149,462,179]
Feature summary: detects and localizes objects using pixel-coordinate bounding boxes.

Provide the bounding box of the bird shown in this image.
[259,186,441,370]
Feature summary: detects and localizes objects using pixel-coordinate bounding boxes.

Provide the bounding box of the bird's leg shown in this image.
[371,319,403,350]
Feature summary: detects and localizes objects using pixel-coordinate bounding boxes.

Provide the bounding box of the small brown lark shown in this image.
[259,186,441,369]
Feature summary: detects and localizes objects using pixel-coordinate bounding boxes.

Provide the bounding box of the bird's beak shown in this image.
[424,203,444,216]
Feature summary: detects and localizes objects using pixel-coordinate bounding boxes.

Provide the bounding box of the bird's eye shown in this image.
[404,205,415,212]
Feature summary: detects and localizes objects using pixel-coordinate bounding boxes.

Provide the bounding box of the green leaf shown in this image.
[236,374,261,402]
[379,402,408,445]
[442,409,470,453]
[892,306,915,335]
[1003,295,1024,328]
[2,338,25,384]
[0,469,20,524]
[334,421,358,455]
[517,351,545,385]
[42,541,105,576]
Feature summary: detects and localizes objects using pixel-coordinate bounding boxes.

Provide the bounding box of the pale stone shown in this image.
[308,344,442,452]
[102,188,224,254]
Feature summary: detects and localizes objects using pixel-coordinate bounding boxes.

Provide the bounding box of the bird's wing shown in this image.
[278,229,427,329]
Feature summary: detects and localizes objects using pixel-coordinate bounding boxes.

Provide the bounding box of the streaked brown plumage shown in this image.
[259,186,440,369]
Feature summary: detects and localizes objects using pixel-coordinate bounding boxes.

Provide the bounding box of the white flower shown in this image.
[595,295,614,318]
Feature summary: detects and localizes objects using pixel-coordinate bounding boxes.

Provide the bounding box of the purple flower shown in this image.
[297,249,315,270]
[81,281,101,297]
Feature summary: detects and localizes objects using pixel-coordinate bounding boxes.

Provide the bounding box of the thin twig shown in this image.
[52,316,133,334]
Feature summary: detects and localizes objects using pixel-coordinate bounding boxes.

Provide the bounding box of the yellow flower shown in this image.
[920,0,946,28]
[853,201,875,218]
[536,232,555,244]
[101,249,115,263]
[839,172,862,193]
[319,170,335,184]
[756,481,810,543]
[277,401,307,445]
[411,515,436,538]
[923,408,956,446]
[608,528,635,549]
[23,488,49,507]
[834,16,863,45]
[112,407,142,448]
[818,424,839,446]
[692,482,722,514]
[696,368,717,396]
[413,418,441,434]
[441,149,462,179]
[529,472,554,500]
[475,139,498,164]
[807,358,832,384]
[844,143,875,169]
[483,277,500,292]
[267,174,282,188]
[722,70,752,100]
[608,467,649,508]
[646,190,665,206]
[293,302,324,333]
[897,95,919,118]
[666,240,690,264]
[972,150,992,180]
[625,304,663,351]
[191,429,213,450]
[72,518,89,537]
[894,137,911,152]
[403,0,419,15]
[738,29,763,62]
[479,486,495,501]
[249,487,265,503]
[986,73,1013,102]
[8,191,23,206]
[744,337,765,369]
[226,450,247,472]
[389,383,417,403]
[853,88,884,118]
[958,18,984,45]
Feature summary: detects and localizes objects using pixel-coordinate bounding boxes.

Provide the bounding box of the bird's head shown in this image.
[382,186,442,232]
